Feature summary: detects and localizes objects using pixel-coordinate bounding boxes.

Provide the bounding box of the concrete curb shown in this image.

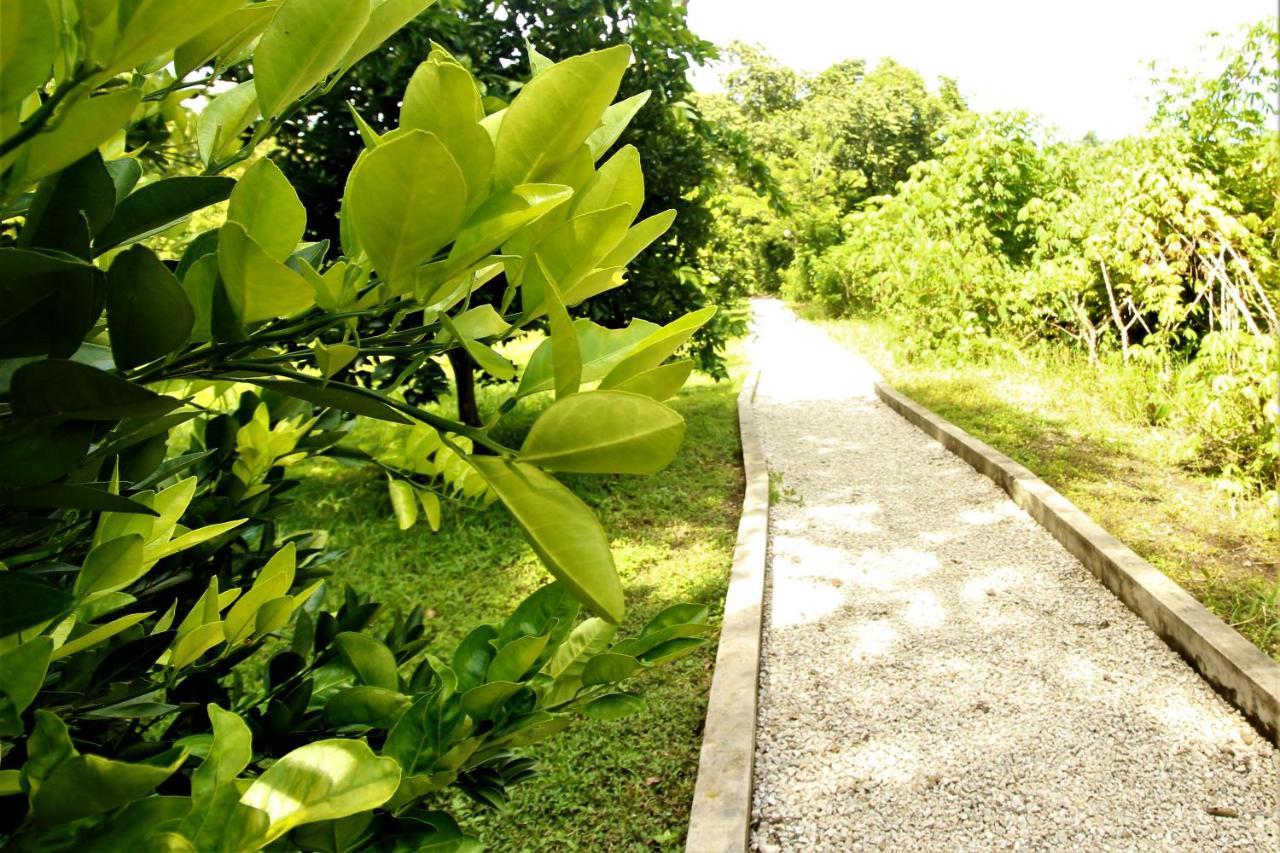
[875,380,1280,743]
[686,371,769,852]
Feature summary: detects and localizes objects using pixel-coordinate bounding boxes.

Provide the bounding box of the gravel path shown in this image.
[747,299,1279,851]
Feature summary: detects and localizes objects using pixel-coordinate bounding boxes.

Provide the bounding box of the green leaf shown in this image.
[105,158,143,205]
[0,0,55,113]
[106,245,195,368]
[314,342,358,378]
[180,783,271,853]
[517,318,659,397]
[459,681,524,721]
[254,0,370,118]
[520,204,634,312]
[636,636,705,665]
[644,602,710,634]
[440,313,515,380]
[0,484,157,515]
[497,582,579,648]
[492,45,632,188]
[218,221,314,323]
[174,3,279,77]
[338,0,437,74]
[536,259,580,400]
[191,704,253,800]
[400,54,492,212]
[387,477,418,530]
[243,379,411,424]
[598,209,676,270]
[227,158,306,262]
[323,686,411,728]
[580,652,639,686]
[0,246,103,359]
[51,610,154,661]
[169,619,225,668]
[486,634,548,684]
[95,177,236,255]
[608,359,693,401]
[20,151,116,253]
[335,631,400,690]
[519,390,684,474]
[197,80,259,165]
[601,306,717,388]
[74,534,145,598]
[9,360,181,420]
[586,91,651,160]
[383,691,470,776]
[469,458,623,623]
[347,130,467,289]
[0,422,92,488]
[104,0,244,76]
[545,617,616,680]
[418,490,441,532]
[239,739,401,847]
[18,91,142,186]
[451,624,497,692]
[21,710,75,798]
[0,637,53,736]
[571,145,643,218]
[580,692,643,721]
[31,746,188,826]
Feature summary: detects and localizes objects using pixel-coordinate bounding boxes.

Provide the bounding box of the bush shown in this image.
[0,2,718,848]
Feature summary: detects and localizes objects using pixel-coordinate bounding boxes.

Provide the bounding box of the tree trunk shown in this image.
[446,348,482,430]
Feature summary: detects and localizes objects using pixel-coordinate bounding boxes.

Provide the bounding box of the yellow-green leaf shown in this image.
[519,390,684,474]
[218,222,315,323]
[254,0,370,118]
[227,158,306,262]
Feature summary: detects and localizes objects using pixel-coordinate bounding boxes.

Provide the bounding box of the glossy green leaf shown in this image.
[601,306,717,388]
[0,0,55,112]
[417,491,441,532]
[521,204,634,312]
[571,145,643,217]
[335,631,400,690]
[486,634,548,684]
[469,458,623,623]
[459,681,523,720]
[18,91,142,187]
[104,0,243,76]
[580,692,643,720]
[608,358,694,401]
[10,360,180,421]
[451,624,497,692]
[519,390,684,474]
[180,783,271,853]
[227,158,306,262]
[545,617,616,680]
[387,477,418,530]
[20,151,116,253]
[21,710,75,798]
[239,739,401,847]
[599,208,676,269]
[497,582,579,648]
[314,342,358,378]
[169,619,225,668]
[218,222,314,323]
[536,259,580,400]
[339,0,437,73]
[255,0,369,117]
[0,637,53,735]
[51,610,154,661]
[197,80,259,165]
[95,177,236,255]
[106,245,195,368]
[0,246,103,359]
[383,691,470,776]
[636,636,706,665]
[521,320,658,397]
[586,91,651,160]
[174,3,279,77]
[400,55,492,211]
[323,686,411,728]
[74,533,145,598]
[243,379,410,424]
[191,704,253,799]
[580,652,639,686]
[0,484,156,515]
[493,45,632,188]
[31,746,188,826]
[347,130,467,289]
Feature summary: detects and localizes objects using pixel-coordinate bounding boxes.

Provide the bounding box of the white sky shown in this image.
[687,0,1276,139]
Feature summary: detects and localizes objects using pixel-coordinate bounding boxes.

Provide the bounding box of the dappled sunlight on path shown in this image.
[747,299,1279,851]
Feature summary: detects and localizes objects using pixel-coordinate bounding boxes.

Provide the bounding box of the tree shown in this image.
[0,1,716,846]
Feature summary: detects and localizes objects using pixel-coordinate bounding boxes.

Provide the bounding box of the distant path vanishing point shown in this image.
[746,298,1278,851]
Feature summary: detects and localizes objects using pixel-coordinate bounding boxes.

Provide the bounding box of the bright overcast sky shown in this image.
[686,0,1275,139]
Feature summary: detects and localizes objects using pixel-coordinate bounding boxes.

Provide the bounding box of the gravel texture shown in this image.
[747,299,1279,852]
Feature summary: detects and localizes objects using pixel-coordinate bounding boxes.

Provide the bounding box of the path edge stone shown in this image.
[686,370,769,852]
[875,380,1280,743]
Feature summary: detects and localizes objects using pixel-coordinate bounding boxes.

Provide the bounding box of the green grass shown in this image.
[802,308,1280,660]
[280,361,744,850]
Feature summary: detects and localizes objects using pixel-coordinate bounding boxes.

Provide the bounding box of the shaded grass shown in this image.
[280,362,744,850]
[805,309,1280,659]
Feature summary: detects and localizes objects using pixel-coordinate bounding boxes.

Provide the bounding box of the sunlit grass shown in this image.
[280,343,745,849]
[806,309,1280,659]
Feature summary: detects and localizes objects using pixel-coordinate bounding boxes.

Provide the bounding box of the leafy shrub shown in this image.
[0,1,719,848]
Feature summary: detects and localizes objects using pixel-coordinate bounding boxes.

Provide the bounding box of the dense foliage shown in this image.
[0,1,720,848]
[269,0,741,380]
[707,25,1279,504]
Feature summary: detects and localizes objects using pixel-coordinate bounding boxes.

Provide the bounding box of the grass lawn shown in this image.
[802,308,1280,660]
[280,357,744,850]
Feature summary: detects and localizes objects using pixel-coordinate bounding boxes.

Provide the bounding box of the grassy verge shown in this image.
[280,359,744,850]
[800,308,1280,660]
